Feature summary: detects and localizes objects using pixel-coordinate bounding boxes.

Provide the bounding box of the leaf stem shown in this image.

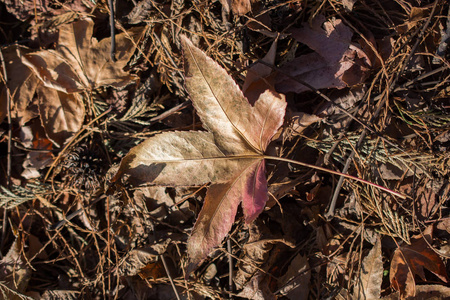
[263,155,406,199]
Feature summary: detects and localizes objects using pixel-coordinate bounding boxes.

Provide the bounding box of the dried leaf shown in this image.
[0,237,31,300]
[36,86,85,147]
[219,0,255,16]
[237,272,276,300]
[119,248,158,277]
[20,123,54,179]
[0,45,39,125]
[381,284,450,300]
[276,15,371,93]
[234,222,273,289]
[278,254,311,300]
[243,39,277,104]
[390,226,449,298]
[352,238,383,300]
[113,35,286,271]
[22,18,141,93]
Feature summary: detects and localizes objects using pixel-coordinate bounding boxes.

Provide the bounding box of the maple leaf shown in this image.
[390,226,449,299]
[112,35,286,270]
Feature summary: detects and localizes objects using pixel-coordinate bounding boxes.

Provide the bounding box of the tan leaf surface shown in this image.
[113,130,258,186]
[22,18,141,93]
[390,226,449,298]
[353,238,383,300]
[0,45,39,125]
[37,86,85,147]
[113,35,286,271]
[278,254,311,300]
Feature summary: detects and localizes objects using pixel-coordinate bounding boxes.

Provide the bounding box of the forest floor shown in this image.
[0,0,449,299]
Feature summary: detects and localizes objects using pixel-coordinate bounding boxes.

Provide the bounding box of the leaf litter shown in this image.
[0,0,449,299]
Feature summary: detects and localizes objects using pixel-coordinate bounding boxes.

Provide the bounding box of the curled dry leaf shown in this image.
[390,226,449,299]
[0,45,39,125]
[276,15,371,94]
[36,87,85,147]
[112,35,286,272]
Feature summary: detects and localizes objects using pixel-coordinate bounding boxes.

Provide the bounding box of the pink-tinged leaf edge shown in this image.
[187,159,268,273]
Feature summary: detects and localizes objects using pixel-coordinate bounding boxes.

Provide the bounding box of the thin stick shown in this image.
[107,195,111,300]
[227,239,233,299]
[160,254,181,300]
[322,0,439,219]
[108,0,116,61]
[263,156,406,199]
[0,48,11,257]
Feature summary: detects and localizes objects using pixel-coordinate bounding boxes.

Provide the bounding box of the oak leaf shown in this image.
[113,35,286,270]
[390,226,449,299]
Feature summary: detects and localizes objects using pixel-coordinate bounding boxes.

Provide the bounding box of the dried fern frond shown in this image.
[0,183,50,209]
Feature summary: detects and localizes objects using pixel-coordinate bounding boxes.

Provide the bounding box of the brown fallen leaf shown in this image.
[390,226,449,299]
[352,237,383,300]
[219,0,256,16]
[112,35,286,272]
[0,45,40,125]
[278,254,311,300]
[0,236,31,299]
[243,39,278,104]
[382,284,450,300]
[20,122,54,179]
[22,17,141,93]
[276,15,371,94]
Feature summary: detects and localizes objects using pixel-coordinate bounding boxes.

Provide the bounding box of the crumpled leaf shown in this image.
[113,35,286,271]
[381,284,450,300]
[278,254,311,300]
[243,39,278,104]
[276,15,371,94]
[352,237,383,300]
[219,0,255,16]
[20,123,54,179]
[0,45,40,125]
[236,272,276,300]
[36,86,85,146]
[22,17,140,93]
[0,237,31,300]
[234,222,273,289]
[390,226,449,299]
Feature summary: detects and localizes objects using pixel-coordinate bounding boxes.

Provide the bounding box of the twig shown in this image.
[324,0,439,219]
[107,195,111,300]
[108,0,116,61]
[263,155,405,199]
[0,48,11,258]
[227,239,233,298]
[160,254,181,300]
